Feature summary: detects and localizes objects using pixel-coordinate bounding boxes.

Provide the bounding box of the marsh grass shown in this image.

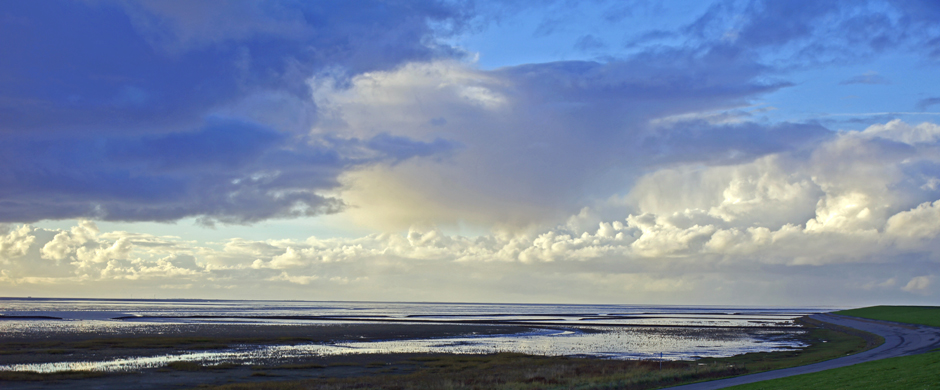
[166,361,204,371]
[836,305,940,328]
[266,363,327,370]
[165,361,241,371]
[695,317,880,373]
[209,353,743,390]
[729,349,940,390]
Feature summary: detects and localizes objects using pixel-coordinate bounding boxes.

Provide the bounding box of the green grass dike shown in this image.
[727,350,940,390]
[727,306,940,390]
[836,305,940,328]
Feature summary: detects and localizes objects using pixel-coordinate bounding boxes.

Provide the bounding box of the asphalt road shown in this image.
[665,313,940,390]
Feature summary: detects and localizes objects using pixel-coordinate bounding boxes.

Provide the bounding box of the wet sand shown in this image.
[0,352,471,390]
[1,322,533,343]
[0,322,533,365]
[0,322,542,389]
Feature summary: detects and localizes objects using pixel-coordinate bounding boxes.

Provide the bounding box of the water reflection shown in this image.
[1,299,822,374]
[0,326,805,373]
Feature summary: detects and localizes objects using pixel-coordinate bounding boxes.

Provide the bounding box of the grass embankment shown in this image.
[205,319,877,390]
[694,317,880,373]
[728,350,940,390]
[728,305,940,390]
[836,305,940,328]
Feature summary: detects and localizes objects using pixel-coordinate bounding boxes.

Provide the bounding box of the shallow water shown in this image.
[0,298,822,325]
[0,326,805,373]
[0,298,834,373]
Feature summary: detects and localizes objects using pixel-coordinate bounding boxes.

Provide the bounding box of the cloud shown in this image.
[3,163,938,305]
[574,34,606,52]
[0,0,470,130]
[839,71,889,85]
[312,51,818,230]
[616,119,940,266]
[3,0,937,229]
[40,221,100,262]
[885,200,940,240]
[0,225,35,261]
[0,0,470,224]
[0,118,459,224]
[917,97,940,111]
[902,275,933,294]
[679,0,940,66]
[2,1,940,304]
[860,119,940,144]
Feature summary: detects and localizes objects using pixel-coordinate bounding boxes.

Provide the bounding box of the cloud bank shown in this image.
[2,1,940,304]
[0,0,469,224]
[2,120,938,303]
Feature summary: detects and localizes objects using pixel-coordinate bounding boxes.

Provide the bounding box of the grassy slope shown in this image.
[836,306,940,328]
[728,349,940,390]
[729,306,940,390]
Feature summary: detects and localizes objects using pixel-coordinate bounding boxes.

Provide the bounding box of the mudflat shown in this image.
[0,315,882,390]
[1,322,533,343]
[0,322,532,365]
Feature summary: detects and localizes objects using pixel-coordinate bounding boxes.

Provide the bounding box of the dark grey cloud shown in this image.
[641,121,833,167]
[917,97,940,111]
[680,0,940,67]
[0,0,470,135]
[0,0,468,224]
[574,34,606,52]
[839,71,890,85]
[0,118,459,224]
[623,30,678,49]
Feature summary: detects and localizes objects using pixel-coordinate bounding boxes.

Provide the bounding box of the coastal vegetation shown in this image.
[727,306,940,389]
[836,305,940,328]
[728,350,940,390]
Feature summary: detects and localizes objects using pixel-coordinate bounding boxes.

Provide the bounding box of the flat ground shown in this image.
[0,322,530,365]
[0,317,876,390]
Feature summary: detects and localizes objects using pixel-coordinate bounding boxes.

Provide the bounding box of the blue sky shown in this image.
[1,0,939,305]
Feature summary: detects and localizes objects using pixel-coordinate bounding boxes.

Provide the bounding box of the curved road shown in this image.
[666,313,940,390]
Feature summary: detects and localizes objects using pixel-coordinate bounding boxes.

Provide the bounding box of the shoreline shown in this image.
[0,315,879,390]
[105,315,800,329]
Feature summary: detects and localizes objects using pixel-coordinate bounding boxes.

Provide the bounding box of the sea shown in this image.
[0,298,839,373]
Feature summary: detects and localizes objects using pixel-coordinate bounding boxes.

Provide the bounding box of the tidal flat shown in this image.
[0,317,877,390]
[0,300,853,388]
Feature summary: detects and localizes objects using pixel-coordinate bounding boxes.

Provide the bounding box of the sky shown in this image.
[1,0,939,306]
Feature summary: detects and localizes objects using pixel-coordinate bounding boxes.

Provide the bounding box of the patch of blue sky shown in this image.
[757,52,940,130]
[450,0,713,69]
